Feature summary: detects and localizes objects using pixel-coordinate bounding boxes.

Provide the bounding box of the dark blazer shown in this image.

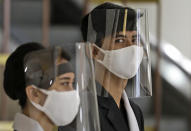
[98,96,144,131]
[58,95,144,131]
[58,126,75,131]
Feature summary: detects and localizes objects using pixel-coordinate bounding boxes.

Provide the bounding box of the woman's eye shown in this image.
[61,82,69,86]
[60,81,75,87]
[115,38,125,43]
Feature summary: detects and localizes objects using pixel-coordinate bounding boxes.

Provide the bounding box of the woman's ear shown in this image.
[26,86,47,106]
[26,86,40,104]
[91,44,104,61]
[92,44,99,59]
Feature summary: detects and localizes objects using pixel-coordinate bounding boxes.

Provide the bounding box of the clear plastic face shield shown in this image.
[23,46,100,131]
[86,8,152,98]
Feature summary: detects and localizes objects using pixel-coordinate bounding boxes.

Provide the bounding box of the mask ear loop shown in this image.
[91,44,106,65]
[31,85,50,95]
[92,43,105,53]
[28,85,50,111]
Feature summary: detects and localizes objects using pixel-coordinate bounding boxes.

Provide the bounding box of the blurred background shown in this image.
[0,0,191,131]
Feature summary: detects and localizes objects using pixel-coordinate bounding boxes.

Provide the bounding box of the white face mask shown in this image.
[95,45,144,79]
[30,86,80,126]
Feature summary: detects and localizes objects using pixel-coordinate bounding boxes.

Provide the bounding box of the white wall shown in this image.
[129,0,191,60]
[161,0,191,59]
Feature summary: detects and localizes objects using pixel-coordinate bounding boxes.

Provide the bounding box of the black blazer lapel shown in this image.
[98,96,129,131]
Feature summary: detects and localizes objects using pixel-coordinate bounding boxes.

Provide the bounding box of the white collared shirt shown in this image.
[13,112,44,131]
[122,91,140,131]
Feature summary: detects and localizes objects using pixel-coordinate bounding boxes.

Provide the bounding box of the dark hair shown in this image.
[80,2,137,47]
[3,42,45,109]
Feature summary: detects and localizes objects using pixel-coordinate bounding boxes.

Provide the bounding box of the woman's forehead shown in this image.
[116,31,137,36]
[58,72,75,79]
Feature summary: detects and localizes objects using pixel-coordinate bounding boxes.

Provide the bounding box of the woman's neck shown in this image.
[96,65,128,108]
[103,71,127,108]
[23,103,54,131]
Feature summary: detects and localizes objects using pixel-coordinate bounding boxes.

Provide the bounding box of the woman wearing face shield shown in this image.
[81,2,152,131]
[3,43,80,131]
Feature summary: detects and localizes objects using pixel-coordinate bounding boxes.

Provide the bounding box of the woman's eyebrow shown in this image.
[59,77,71,80]
[115,34,127,38]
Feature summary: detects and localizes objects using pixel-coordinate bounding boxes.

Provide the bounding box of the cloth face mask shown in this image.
[30,86,80,126]
[95,45,144,79]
